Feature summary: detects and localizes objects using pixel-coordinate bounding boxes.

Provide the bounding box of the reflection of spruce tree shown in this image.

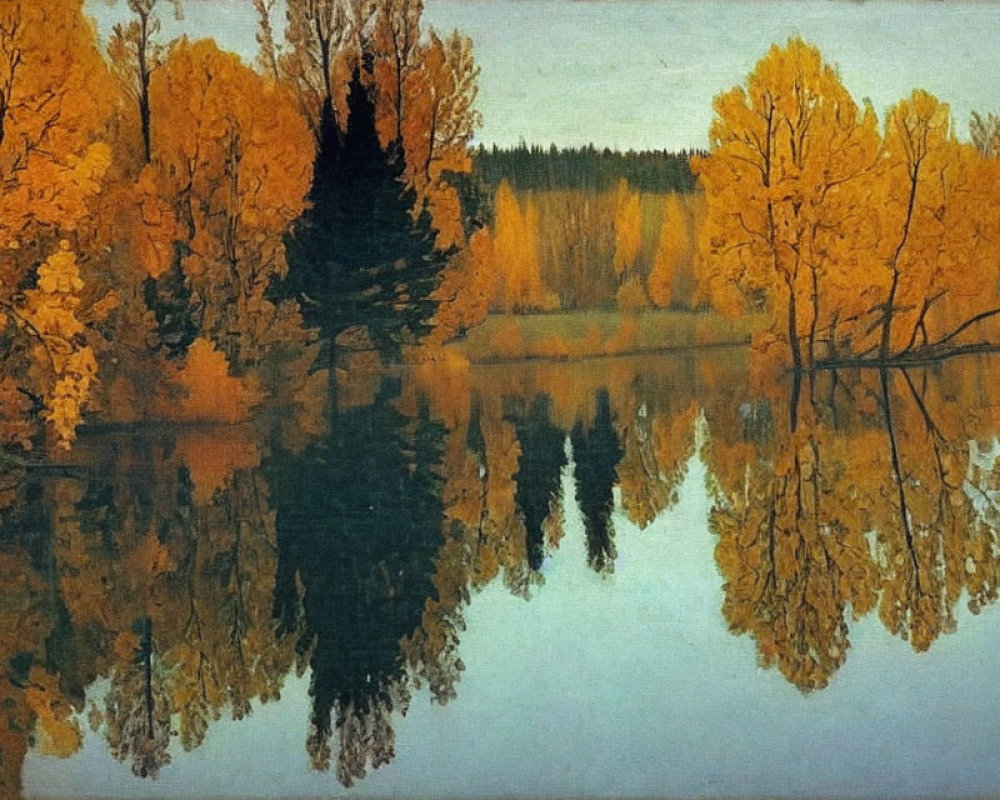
[571,390,624,573]
[268,378,446,786]
[505,395,566,570]
[281,67,449,360]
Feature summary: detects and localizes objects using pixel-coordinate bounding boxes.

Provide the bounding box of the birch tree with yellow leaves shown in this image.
[0,0,117,449]
[492,181,559,313]
[695,38,881,375]
[105,0,184,165]
[140,38,313,374]
[696,37,1000,374]
[648,193,692,309]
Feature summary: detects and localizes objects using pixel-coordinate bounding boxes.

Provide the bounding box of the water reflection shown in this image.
[571,390,624,574]
[10,350,1000,797]
[704,359,1000,690]
[507,394,566,572]
[267,378,448,785]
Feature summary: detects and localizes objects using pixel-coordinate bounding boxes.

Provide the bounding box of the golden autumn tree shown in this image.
[0,0,117,449]
[612,179,648,311]
[427,227,495,345]
[371,0,423,147]
[397,28,481,250]
[613,179,642,277]
[530,188,617,309]
[870,92,1000,362]
[697,38,1000,372]
[140,38,313,379]
[370,2,483,300]
[493,181,558,313]
[647,192,691,309]
[105,0,184,164]
[694,38,881,372]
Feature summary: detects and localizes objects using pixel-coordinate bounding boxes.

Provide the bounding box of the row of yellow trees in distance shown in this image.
[474,180,701,316]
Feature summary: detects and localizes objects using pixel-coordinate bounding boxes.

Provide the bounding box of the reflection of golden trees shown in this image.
[704,353,1000,690]
[0,544,78,797]
[413,354,714,580]
[161,467,291,750]
[708,410,878,690]
[104,619,172,778]
[0,428,293,788]
[9,355,714,794]
[607,357,700,529]
[20,346,1000,795]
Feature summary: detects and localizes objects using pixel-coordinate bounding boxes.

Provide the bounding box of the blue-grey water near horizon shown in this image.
[19,351,1000,799]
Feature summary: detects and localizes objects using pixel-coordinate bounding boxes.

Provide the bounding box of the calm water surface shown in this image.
[14,349,1000,798]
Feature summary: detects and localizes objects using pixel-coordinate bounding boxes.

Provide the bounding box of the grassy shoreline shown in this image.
[446,310,761,364]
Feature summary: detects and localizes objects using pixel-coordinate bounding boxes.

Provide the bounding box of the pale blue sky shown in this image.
[85,1,1000,151]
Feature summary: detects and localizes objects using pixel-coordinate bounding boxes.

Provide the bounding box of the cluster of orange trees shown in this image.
[489,36,1000,346]
[478,178,701,314]
[695,37,1000,373]
[6,11,1000,453]
[0,0,483,450]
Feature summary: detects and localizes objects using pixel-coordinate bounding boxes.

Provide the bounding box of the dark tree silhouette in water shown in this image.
[506,394,566,571]
[571,390,624,573]
[268,378,447,786]
[281,67,450,361]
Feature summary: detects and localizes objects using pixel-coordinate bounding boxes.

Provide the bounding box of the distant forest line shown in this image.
[472,143,702,193]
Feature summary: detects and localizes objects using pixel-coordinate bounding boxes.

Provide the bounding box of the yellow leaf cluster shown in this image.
[696,37,1000,367]
[156,337,252,424]
[492,181,559,313]
[20,244,99,448]
[612,179,641,277]
[648,192,692,309]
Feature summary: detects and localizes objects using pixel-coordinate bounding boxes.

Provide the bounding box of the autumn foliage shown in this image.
[492,180,560,313]
[695,37,1000,371]
[13,10,1000,794]
[0,0,115,449]
[0,0,488,443]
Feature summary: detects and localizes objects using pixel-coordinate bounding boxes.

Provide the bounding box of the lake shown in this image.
[15,348,1000,798]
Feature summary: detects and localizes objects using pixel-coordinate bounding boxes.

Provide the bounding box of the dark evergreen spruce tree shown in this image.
[507,394,567,571]
[142,243,202,359]
[571,389,624,573]
[282,67,450,361]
